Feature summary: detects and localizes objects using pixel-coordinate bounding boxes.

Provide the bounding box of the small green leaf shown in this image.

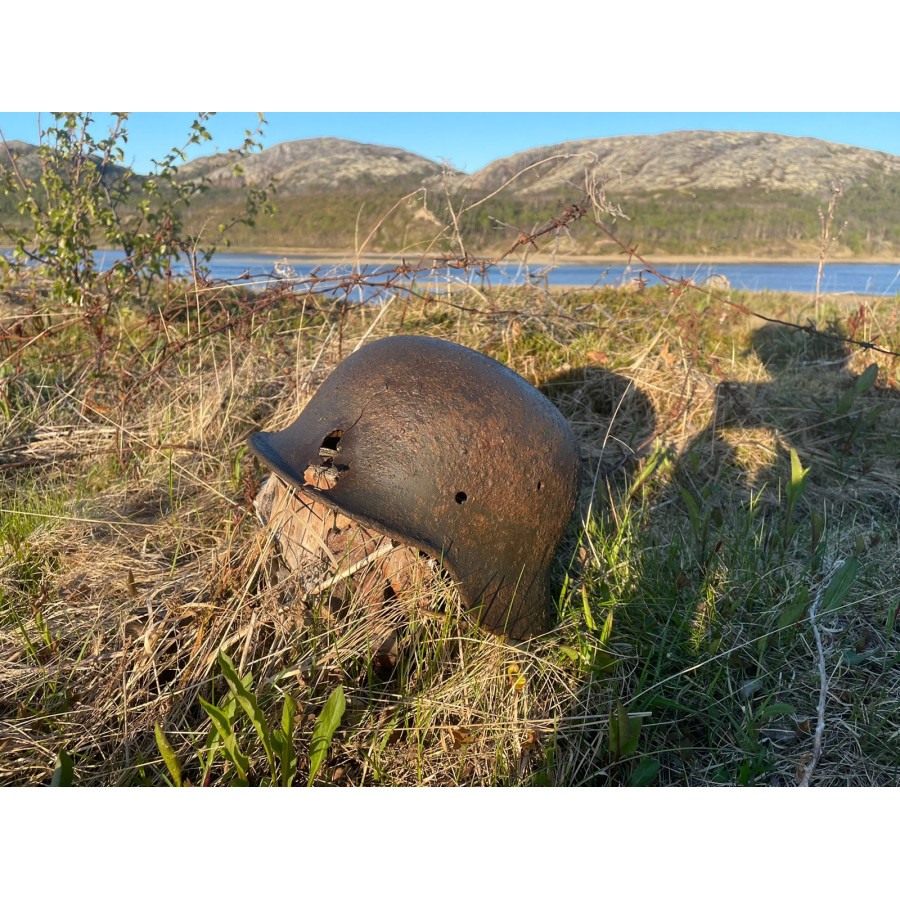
[278,694,298,787]
[199,696,249,781]
[842,648,875,666]
[627,758,659,786]
[855,363,878,395]
[778,597,808,630]
[790,448,809,491]
[308,685,346,786]
[581,586,596,631]
[820,558,860,613]
[836,388,855,416]
[50,749,73,786]
[756,702,797,721]
[811,509,825,555]
[154,723,183,787]
[599,609,614,648]
[608,700,641,760]
[217,651,276,778]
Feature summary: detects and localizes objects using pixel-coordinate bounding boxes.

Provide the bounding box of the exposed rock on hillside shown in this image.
[456,131,900,198]
[177,137,455,193]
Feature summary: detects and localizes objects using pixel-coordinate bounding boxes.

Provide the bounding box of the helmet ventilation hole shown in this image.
[455,491,468,504]
[537,480,544,492]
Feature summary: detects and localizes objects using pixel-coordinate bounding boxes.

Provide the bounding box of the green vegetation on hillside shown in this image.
[6,122,900,259]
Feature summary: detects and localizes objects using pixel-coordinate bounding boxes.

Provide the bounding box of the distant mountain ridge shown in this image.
[454,130,900,196]
[177,136,456,192]
[4,130,900,257]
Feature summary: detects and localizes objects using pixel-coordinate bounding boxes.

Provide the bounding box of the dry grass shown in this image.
[2,271,900,786]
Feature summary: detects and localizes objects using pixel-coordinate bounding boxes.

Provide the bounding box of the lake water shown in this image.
[54,250,900,297]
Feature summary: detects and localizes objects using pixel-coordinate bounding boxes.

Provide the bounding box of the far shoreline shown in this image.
[176,247,900,267]
[5,245,900,268]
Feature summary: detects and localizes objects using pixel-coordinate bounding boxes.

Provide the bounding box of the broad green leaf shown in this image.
[50,749,73,787]
[627,758,659,786]
[756,702,797,721]
[608,700,641,760]
[599,609,614,648]
[308,685,346,786]
[278,694,298,787]
[154,723,182,787]
[777,598,808,630]
[855,363,878,395]
[199,696,249,781]
[820,558,860,613]
[217,651,275,778]
[836,388,855,416]
[790,448,809,491]
[842,649,875,666]
[281,692,297,738]
[581,586,596,631]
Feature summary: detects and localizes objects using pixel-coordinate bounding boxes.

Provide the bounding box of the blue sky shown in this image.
[3,112,900,176]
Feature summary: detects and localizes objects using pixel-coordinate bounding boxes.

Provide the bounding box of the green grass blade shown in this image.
[154,723,183,787]
[50,749,73,786]
[790,447,809,492]
[308,685,346,786]
[627,758,659,786]
[199,695,249,781]
[855,363,878,394]
[820,558,860,613]
[608,700,641,760]
[217,651,276,779]
[278,694,298,787]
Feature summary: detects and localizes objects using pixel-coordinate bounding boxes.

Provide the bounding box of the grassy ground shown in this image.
[2,267,899,787]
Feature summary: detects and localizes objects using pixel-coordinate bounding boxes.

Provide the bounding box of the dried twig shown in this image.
[799,558,844,787]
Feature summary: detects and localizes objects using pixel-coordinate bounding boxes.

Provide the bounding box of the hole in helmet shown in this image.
[455,491,468,504]
[537,480,544,492]
[319,430,343,463]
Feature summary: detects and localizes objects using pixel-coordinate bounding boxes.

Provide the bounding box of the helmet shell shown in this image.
[248,334,579,638]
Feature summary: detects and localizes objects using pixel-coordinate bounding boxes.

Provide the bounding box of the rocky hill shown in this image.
[458,130,900,197]
[177,137,455,193]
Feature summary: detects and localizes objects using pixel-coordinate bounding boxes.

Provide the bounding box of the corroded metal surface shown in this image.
[248,335,580,639]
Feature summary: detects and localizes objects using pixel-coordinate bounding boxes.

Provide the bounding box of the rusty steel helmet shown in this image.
[247,335,580,639]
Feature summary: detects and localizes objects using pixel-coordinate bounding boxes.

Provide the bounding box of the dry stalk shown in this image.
[310,541,398,595]
[799,557,845,787]
[814,182,846,318]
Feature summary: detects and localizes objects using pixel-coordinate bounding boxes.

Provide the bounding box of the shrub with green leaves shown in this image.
[0,112,274,307]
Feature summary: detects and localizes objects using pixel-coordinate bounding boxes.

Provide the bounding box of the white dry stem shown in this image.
[310,541,398,595]
[799,558,845,787]
[352,294,395,354]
